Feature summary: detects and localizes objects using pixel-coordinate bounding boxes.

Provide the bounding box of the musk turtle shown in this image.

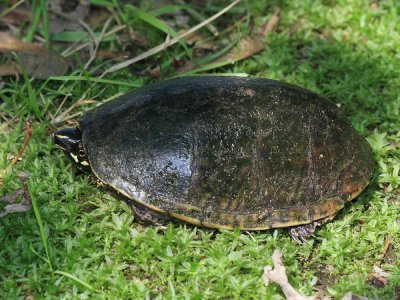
[54,76,374,242]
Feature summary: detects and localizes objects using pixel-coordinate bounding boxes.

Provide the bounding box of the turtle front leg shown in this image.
[128,200,170,227]
[287,215,335,243]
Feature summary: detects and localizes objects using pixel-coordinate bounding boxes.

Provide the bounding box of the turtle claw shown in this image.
[288,214,336,244]
[287,222,320,243]
[287,215,336,243]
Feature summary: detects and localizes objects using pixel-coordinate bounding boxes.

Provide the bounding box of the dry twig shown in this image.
[100,0,240,77]
[263,251,375,300]
[214,8,280,64]
[377,237,393,262]
[11,121,32,165]
[51,99,97,125]
[62,25,127,57]
[179,8,280,73]
[367,236,393,288]
[175,0,219,36]
[263,250,315,300]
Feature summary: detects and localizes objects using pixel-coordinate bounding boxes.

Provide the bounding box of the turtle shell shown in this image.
[79,76,374,230]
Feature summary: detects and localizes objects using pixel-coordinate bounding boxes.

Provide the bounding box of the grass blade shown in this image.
[18,58,41,118]
[54,271,95,291]
[48,75,142,88]
[101,0,240,76]
[29,180,53,272]
[25,0,42,42]
[40,0,49,47]
[134,8,190,55]
[0,0,26,18]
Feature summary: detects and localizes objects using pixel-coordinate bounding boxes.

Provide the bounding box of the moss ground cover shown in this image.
[0,1,399,299]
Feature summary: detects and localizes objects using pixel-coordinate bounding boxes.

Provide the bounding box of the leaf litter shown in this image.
[177,8,280,74]
[0,172,31,218]
[0,32,69,78]
[263,250,383,300]
[48,0,90,33]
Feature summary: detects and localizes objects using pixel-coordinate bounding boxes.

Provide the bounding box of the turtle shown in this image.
[54,76,374,242]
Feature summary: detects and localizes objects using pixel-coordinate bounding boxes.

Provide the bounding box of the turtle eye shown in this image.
[79,149,86,157]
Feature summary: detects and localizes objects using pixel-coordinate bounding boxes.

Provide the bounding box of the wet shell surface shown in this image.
[78,76,374,230]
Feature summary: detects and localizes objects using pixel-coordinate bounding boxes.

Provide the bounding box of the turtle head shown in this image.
[54,127,91,172]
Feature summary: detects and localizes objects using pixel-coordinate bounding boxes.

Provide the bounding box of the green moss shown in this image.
[1,0,399,299]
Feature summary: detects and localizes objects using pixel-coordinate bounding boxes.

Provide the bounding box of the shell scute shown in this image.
[79,76,374,229]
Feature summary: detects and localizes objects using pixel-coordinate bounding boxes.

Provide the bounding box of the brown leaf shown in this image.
[368,272,388,288]
[181,31,217,52]
[216,38,265,64]
[129,59,161,78]
[370,2,379,10]
[0,62,20,77]
[18,51,69,78]
[48,0,90,33]
[86,7,112,27]
[180,9,280,74]
[0,8,31,26]
[100,0,240,76]
[0,172,31,218]
[214,9,280,63]
[368,265,390,288]
[341,292,370,300]
[0,32,69,79]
